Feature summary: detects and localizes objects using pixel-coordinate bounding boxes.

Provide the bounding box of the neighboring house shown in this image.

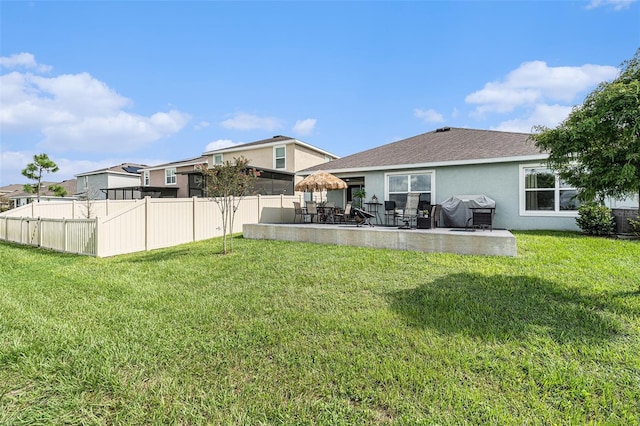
[76,163,149,200]
[0,184,24,210]
[8,179,78,208]
[139,156,209,198]
[299,126,601,231]
[203,135,339,195]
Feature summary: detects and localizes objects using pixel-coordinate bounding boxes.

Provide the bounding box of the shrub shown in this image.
[628,217,640,237]
[576,203,615,236]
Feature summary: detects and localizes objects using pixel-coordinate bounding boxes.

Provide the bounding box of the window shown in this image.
[214,154,223,165]
[274,146,286,169]
[386,171,433,209]
[521,166,580,214]
[143,171,150,186]
[165,168,177,185]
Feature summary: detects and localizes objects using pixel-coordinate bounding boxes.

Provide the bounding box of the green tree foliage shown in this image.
[47,184,68,197]
[21,153,60,202]
[532,48,640,210]
[199,156,258,254]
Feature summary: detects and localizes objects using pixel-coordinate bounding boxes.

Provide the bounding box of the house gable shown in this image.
[202,135,338,173]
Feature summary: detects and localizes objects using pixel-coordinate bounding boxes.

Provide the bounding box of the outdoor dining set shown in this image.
[292,195,438,229]
[293,170,494,230]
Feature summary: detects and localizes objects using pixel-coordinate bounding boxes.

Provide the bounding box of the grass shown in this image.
[1,231,639,424]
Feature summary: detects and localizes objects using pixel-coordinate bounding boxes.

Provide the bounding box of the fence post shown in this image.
[257,194,262,223]
[145,196,150,252]
[280,194,285,223]
[192,196,197,242]
[94,217,99,257]
[62,218,67,252]
[38,217,42,247]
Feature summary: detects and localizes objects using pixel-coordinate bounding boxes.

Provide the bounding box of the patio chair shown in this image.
[430,204,442,228]
[322,202,336,223]
[353,207,375,227]
[293,201,306,223]
[400,192,420,229]
[334,202,354,224]
[384,200,399,226]
[305,201,318,223]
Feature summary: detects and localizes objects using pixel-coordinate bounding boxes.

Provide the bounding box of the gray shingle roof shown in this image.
[76,163,148,176]
[141,156,208,170]
[8,179,77,198]
[203,135,339,159]
[302,127,544,173]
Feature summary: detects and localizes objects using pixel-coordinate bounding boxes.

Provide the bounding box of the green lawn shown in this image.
[1,232,639,424]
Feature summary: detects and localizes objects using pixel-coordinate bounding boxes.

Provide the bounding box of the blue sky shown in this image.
[1,0,638,186]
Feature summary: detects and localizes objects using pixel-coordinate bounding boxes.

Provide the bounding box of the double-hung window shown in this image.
[274,146,286,169]
[521,165,580,214]
[214,154,223,165]
[386,171,433,209]
[165,168,177,185]
[143,171,150,186]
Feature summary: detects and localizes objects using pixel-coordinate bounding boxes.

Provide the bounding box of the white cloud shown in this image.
[492,104,574,133]
[220,112,282,131]
[37,109,190,153]
[194,121,210,130]
[466,61,618,115]
[204,139,239,152]
[0,55,190,153]
[414,108,445,123]
[587,0,637,10]
[292,118,317,135]
[0,52,51,72]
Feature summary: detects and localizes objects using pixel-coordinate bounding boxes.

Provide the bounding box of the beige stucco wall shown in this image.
[291,145,333,172]
[206,143,333,173]
[147,168,189,197]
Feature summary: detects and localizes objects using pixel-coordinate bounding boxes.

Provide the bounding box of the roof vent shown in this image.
[435,127,451,133]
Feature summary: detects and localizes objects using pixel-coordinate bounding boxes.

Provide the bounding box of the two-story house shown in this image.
[76,163,149,200]
[202,135,339,196]
[137,135,339,199]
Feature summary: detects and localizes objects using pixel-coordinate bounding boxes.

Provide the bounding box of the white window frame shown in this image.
[214,154,223,165]
[165,168,177,185]
[519,164,579,217]
[274,146,286,169]
[384,170,435,206]
[143,171,150,186]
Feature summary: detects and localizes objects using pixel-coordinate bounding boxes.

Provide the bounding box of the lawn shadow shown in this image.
[388,273,625,343]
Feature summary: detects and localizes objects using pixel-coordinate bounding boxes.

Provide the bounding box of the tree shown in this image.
[78,185,102,218]
[531,48,640,211]
[21,153,60,202]
[48,184,68,198]
[199,156,259,254]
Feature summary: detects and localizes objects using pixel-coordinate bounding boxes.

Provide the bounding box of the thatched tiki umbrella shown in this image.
[295,170,347,201]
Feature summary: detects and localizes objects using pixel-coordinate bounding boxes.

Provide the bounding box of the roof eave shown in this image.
[297,154,549,175]
[203,138,339,159]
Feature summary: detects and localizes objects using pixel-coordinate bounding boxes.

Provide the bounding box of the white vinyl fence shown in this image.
[0,195,301,257]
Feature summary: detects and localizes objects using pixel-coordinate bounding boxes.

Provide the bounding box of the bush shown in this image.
[576,203,615,236]
[628,217,640,237]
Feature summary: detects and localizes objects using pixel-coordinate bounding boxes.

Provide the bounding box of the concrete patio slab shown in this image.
[243,223,517,257]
